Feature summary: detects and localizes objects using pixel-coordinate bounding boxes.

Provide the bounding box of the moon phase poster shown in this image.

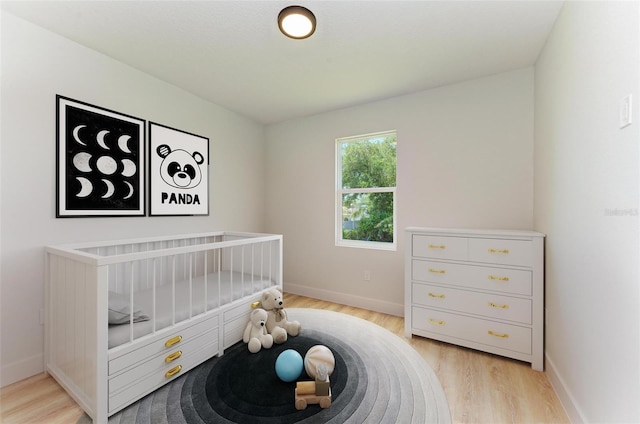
[57,96,145,217]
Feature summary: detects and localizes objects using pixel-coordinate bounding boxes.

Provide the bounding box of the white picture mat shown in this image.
[149,122,209,216]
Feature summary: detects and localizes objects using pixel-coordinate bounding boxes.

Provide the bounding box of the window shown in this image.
[335,130,397,250]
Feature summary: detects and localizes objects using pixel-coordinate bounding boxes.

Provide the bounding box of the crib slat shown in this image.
[152,259,157,334]
[241,246,245,297]
[204,250,208,313]
[172,256,176,326]
[217,249,221,309]
[129,262,134,343]
[189,254,193,319]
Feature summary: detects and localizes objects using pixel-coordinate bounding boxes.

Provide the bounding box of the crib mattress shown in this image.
[108,271,272,348]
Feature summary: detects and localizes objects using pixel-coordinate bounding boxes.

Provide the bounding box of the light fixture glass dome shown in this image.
[278,6,316,39]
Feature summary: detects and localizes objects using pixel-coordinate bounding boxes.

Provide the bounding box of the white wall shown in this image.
[265,68,534,315]
[535,2,640,422]
[0,13,266,386]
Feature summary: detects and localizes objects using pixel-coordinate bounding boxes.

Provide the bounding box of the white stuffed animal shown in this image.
[242,308,274,353]
[261,288,301,344]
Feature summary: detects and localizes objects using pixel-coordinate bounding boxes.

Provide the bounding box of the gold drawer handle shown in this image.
[428,292,445,299]
[488,275,509,282]
[428,244,446,249]
[488,248,510,254]
[165,365,182,378]
[428,318,445,325]
[165,335,182,348]
[488,302,509,309]
[165,351,182,363]
[428,268,446,274]
[488,330,509,339]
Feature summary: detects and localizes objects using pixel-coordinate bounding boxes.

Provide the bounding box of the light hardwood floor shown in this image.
[0,293,569,423]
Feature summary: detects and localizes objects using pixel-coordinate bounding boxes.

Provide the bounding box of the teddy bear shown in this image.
[242,308,274,353]
[261,288,301,344]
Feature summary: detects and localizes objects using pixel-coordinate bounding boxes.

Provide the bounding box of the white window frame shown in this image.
[335,130,397,251]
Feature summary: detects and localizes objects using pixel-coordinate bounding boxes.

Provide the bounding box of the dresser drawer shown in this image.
[468,238,532,267]
[412,235,467,261]
[412,307,531,354]
[108,336,219,414]
[412,283,532,324]
[412,260,532,296]
[108,313,219,375]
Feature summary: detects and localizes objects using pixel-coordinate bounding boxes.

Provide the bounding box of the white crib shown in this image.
[44,231,282,423]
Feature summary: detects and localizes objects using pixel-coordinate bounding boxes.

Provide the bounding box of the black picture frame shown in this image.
[148,122,209,216]
[56,95,146,217]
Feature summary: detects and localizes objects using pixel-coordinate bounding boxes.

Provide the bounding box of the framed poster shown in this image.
[149,122,209,216]
[56,95,145,217]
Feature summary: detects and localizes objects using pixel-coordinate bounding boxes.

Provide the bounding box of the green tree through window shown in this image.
[336,131,396,249]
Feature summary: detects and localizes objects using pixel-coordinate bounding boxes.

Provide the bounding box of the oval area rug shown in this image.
[79,308,451,423]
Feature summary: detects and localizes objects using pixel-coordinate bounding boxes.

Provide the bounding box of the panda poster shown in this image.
[149,122,209,216]
[56,96,146,217]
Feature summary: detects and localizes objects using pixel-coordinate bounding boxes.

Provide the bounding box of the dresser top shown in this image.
[406,227,545,238]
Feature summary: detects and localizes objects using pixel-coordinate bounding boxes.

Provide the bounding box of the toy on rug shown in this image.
[304,345,335,379]
[261,288,301,344]
[242,308,274,353]
[275,349,303,382]
[295,345,335,410]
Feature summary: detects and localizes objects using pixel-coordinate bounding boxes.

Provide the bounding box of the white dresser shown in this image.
[405,227,545,370]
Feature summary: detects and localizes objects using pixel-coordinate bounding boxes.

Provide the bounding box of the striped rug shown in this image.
[79,308,450,423]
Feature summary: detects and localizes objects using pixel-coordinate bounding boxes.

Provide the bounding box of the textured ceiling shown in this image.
[2,1,564,124]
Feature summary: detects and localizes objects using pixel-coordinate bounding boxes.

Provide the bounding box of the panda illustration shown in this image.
[156,144,204,189]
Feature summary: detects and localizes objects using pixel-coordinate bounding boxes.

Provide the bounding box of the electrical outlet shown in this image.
[363,270,371,281]
[544,307,548,326]
[620,94,632,128]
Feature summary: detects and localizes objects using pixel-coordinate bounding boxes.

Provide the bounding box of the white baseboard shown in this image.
[1,353,44,387]
[283,282,404,317]
[545,352,585,423]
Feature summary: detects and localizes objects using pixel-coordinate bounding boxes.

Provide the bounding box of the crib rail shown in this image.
[46,231,281,343]
[46,231,280,264]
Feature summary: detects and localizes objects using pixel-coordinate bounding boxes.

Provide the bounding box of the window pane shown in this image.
[341,136,396,189]
[341,192,394,243]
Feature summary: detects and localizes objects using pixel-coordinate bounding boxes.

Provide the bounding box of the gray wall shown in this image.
[535,2,640,422]
[265,68,535,314]
[0,13,267,385]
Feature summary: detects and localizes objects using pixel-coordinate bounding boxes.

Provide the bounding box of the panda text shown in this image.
[161,192,201,205]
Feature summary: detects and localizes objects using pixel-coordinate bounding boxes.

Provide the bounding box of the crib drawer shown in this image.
[223,297,260,322]
[109,313,219,375]
[222,297,260,349]
[224,315,249,349]
[108,335,219,414]
[109,326,218,394]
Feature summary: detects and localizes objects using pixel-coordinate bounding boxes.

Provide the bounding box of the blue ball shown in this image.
[275,349,303,382]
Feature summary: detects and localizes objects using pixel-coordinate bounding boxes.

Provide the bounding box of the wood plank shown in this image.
[0,293,569,423]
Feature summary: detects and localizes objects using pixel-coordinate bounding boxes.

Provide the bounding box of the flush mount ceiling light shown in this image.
[278,5,316,39]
